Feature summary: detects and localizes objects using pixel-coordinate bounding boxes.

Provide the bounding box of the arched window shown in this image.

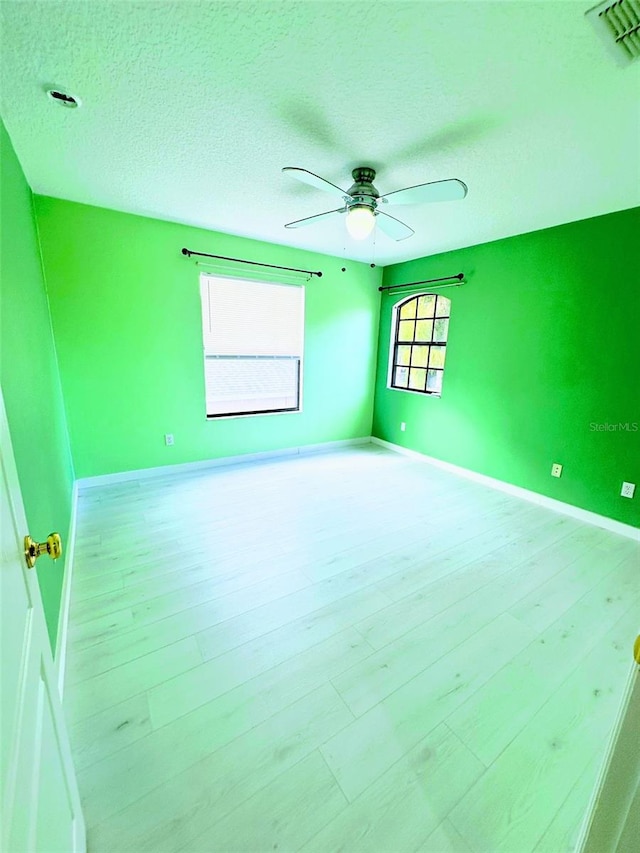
[388,293,451,396]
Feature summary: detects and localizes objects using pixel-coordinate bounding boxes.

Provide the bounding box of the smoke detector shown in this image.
[586,0,640,65]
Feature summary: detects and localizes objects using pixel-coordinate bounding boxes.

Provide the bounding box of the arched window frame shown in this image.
[387,292,451,397]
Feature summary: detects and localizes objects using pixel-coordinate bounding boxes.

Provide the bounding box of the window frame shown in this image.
[199,273,305,420]
[387,292,451,398]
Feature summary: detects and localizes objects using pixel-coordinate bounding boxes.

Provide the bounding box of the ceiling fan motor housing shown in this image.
[346,167,380,212]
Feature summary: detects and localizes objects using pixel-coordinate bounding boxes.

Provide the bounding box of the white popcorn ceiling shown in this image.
[1,0,639,265]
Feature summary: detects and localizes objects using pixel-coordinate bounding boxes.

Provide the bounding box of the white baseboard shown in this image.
[54,479,78,699]
[76,437,372,491]
[372,437,640,542]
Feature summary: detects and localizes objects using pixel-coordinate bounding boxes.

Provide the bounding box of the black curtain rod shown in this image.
[181,248,322,278]
[379,273,464,292]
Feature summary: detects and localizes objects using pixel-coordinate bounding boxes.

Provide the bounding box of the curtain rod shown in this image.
[379,273,464,292]
[182,248,323,278]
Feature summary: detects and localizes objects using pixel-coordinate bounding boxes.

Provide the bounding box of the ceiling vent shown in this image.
[586,0,640,64]
[46,89,81,108]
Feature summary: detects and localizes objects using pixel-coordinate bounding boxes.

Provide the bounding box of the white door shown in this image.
[1,390,85,852]
[577,643,640,853]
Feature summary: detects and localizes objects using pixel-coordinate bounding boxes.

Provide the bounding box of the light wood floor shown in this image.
[64,445,639,853]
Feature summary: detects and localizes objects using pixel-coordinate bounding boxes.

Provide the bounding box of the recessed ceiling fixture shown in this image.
[46,88,81,108]
[282,166,467,242]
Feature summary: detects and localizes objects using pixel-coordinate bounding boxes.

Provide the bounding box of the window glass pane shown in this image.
[399,298,417,320]
[411,346,429,368]
[427,369,443,393]
[433,318,449,343]
[394,365,409,388]
[205,357,300,416]
[396,345,411,366]
[435,296,451,318]
[414,319,433,342]
[429,346,446,368]
[398,320,415,341]
[417,295,436,318]
[409,368,426,391]
[390,292,450,397]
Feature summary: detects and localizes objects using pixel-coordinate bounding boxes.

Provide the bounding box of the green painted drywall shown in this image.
[373,207,640,527]
[34,197,381,478]
[0,122,75,649]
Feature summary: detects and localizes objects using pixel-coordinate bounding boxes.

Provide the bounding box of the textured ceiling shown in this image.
[1,0,639,265]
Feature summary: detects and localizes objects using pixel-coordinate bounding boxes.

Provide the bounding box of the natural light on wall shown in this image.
[199,274,305,418]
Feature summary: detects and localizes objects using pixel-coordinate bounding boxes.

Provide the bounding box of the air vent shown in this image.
[46,89,81,108]
[586,0,640,65]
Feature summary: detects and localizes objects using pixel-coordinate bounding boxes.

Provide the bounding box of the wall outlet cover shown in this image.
[621,482,635,498]
[164,434,174,446]
[551,463,562,478]
[400,422,406,432]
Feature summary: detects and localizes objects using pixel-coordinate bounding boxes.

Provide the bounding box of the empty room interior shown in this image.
[1,1,639,852]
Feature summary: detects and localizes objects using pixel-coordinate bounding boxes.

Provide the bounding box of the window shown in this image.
[388,293,451,396]
[199,274,304,418]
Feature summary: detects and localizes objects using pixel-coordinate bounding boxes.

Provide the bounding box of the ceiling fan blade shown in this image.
[376,211,415,241]
[282,167,350,201]
[380,178,468,206]
[284,207,346,229]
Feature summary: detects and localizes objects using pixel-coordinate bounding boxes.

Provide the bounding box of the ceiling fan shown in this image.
[282,166,468,241]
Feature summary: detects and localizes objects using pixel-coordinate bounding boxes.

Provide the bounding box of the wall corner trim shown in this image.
[54,479,78,699]
[371,437,640,542]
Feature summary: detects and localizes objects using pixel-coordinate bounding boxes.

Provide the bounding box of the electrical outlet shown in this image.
[621,482,635,499]
[164,434,174,446]
[551,463,562,478]
[400,422,406,432]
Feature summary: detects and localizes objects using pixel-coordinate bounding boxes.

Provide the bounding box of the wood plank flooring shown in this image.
[63,445,640,852]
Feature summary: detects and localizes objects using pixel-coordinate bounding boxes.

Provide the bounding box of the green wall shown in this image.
[373,207,640,527]
[0,122,75,649]
[35,197,381,478]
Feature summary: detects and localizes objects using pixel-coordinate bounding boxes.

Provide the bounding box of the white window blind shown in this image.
[199,274,304,417]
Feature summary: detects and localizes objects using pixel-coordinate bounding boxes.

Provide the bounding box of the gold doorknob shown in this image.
[635,635,640,666]
[24,533,62,569]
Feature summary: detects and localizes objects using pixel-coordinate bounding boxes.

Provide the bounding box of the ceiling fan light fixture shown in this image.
[283,165,467,242]
[345,204,376,240]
